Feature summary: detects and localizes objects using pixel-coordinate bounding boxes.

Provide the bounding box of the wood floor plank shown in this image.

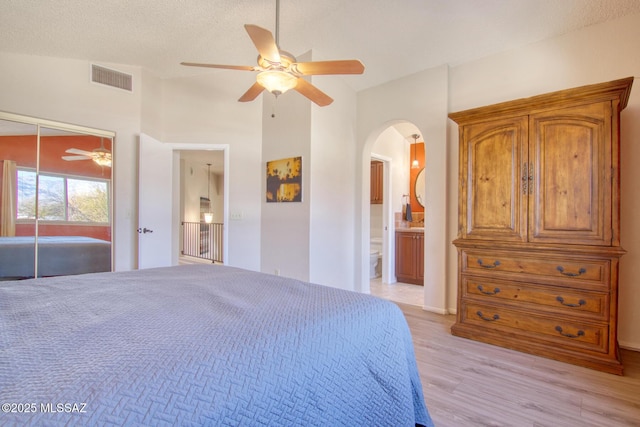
[395,303,640,427]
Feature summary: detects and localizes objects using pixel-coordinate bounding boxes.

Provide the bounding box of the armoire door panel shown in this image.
[462,116,528,241]
[529,102,612,245]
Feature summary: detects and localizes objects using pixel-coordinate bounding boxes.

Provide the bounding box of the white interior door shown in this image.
[138,133,174,269]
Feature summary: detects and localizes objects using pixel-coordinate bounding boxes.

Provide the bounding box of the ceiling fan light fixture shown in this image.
[181,0,364,106]
[256,69,297,95]
[93,152,112,167]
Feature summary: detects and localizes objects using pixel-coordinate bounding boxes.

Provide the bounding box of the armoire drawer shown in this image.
[461,249,609,288]
[460,301,609,354]
[461,276,609,319]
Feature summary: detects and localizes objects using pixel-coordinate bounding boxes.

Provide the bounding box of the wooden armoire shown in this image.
[449,77,633,375]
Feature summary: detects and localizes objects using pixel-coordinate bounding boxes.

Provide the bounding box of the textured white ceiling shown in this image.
[2,0,640,92]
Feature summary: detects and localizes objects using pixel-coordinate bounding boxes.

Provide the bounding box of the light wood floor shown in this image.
[396,303,640,427]
[370,278,424,306]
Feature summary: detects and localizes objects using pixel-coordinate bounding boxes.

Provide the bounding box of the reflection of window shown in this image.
[17,170,36,220]
[17,169,110,223]
[38,175,65,220]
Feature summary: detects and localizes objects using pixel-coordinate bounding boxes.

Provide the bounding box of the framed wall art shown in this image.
[266,156,302,202]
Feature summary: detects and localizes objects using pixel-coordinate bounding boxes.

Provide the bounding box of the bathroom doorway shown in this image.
[370,154,392,285]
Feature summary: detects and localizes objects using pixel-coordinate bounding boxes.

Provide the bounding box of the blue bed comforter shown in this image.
[0,264,433,426]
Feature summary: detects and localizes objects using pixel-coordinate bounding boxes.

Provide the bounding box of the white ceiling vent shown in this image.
[91,64,133,92]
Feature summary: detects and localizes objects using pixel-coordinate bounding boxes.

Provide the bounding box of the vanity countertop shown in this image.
[396,227,424,232]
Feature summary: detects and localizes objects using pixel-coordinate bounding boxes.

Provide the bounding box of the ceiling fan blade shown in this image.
[294,78,334,107]
[238,82,266,102]
[180,62,256,71]
[62,155,90,161]
[293,60,365,76]
[244,24,281,64]
[65,148,93,156]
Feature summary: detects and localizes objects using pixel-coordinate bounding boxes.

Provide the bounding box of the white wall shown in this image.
[181,160,204,222]
[209,172,224,224]
[309,72,357,290]
[446,12,640,349]
[140,68,164,141]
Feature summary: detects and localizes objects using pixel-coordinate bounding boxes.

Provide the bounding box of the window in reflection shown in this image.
[67,178,109,222]
[17,170,110,222]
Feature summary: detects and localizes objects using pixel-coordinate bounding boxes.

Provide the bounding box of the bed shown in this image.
[0,236,111,279]
[0,264,434,426]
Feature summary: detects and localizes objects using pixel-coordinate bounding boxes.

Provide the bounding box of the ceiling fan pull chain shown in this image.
[275,0,280,47]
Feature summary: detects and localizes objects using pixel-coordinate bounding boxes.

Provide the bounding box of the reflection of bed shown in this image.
[0,236,111,278]
[0,264,434,426]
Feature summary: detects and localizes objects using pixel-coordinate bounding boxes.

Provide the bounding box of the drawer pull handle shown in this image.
[556,266,587,277]
[477,259,501,269]
[477,285,500,295]
[556,296,586,307]
[554,326,585,339]
[476,311,500,322]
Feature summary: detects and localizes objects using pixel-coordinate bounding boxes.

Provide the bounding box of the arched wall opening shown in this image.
[360,119,448,314]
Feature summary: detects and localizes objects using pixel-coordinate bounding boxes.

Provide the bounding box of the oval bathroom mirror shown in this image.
[415,168,425,207]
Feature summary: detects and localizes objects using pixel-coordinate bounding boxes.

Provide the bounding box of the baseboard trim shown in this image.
[421,305,448,315]
[619,340,640,352]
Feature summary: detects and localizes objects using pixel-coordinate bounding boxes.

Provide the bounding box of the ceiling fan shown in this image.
[62,138,112,167]
[180,0,364,106]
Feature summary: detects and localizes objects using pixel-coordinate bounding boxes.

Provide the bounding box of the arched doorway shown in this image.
[360,120,448,314]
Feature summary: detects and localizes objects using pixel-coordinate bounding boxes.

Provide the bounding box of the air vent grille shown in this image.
[91,64,133,92]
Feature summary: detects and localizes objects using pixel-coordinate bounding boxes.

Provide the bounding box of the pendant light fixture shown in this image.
[411,134,420,169]
[204,163,214,223]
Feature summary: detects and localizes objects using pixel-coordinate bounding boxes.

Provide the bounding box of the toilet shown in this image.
[370,237,382,279]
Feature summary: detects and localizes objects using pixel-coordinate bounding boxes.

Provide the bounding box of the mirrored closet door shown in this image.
[0,112,114,279]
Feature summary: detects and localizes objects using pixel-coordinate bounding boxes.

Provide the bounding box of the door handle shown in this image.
[137,227,153,234]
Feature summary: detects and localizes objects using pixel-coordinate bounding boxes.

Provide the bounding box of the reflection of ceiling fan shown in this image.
[62,138,112,167]
[180,0,364,106]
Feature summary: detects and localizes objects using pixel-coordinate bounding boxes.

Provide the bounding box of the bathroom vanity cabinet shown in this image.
[370,160,383,204]
[395,230,423,285]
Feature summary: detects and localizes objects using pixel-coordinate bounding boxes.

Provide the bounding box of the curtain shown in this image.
[1,160,17,237]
